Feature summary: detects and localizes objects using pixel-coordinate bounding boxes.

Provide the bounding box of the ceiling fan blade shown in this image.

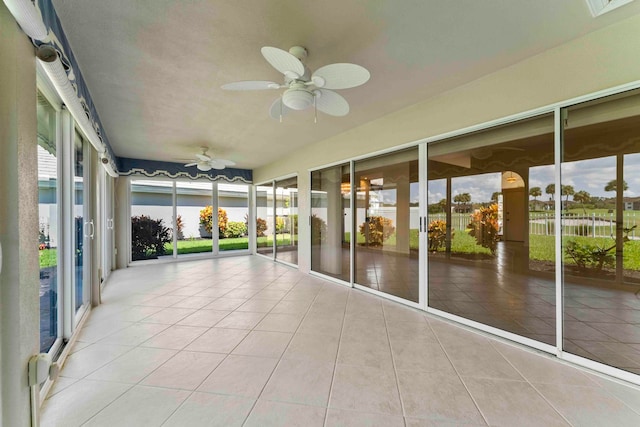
[208,160,228,170]
[269,97,291,120]
[184,162,197,167]
[311,63,370,89]
[221,80,281,91]
[261,47,305,79]
[216,159,236,167]
[315,89,349,116]
[197,162,212,172]
[195,153,211,161]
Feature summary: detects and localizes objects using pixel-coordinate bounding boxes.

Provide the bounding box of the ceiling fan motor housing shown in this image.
[283,87,314,110]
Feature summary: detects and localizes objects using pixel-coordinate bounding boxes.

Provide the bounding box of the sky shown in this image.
[427,153,640,205]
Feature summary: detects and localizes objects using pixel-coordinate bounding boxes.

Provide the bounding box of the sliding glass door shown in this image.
[275,177,298,265]
[37,92,60,353]
[561,89,640,374]
[255,177,299,266]
[311,164,351,282]
[427,113,555,345]
[353,148,420,302]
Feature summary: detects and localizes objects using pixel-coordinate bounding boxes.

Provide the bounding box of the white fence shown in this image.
[428,211,638,239]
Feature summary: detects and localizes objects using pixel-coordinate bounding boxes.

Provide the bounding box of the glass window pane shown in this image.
[218,183,249,251]
[275,177,298,265]
[428,113,555,345]
[256,185,274,256]
[562,89,640,372]
[176,181,212,257]
[131,180,174,261]
[37,93,58,353]
[354,147,419,302]
[311,164,351,281]
[74,131,84,312]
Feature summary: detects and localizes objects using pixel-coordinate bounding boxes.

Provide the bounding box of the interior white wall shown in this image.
[253,14,640,273]
[0,3,39,425]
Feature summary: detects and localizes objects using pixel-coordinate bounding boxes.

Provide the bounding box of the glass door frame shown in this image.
[308,152,426,309]
[36,84,65,358]
[254,174,299,268]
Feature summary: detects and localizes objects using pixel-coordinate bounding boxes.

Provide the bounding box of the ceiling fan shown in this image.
[221,46,370,121]
[184,148,235,171]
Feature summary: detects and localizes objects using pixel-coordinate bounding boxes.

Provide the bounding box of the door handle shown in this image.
[84,220,95,239]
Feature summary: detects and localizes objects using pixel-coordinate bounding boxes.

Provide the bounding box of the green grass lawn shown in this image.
[40,248,57,268]
[529,234,640,270]
[163,237,250,254]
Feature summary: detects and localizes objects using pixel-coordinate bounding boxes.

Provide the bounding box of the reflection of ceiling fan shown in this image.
[470,147,525,160]
[222,46,370,121]
[184,148,235,171]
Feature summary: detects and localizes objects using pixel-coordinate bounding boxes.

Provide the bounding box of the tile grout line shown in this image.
[322,288,351,427]
[381,301,409,427]
[487,339,575,426]
[424,318,491,426]
[157,272,287,426]
[80,264,279,426]
[238,273,327,427]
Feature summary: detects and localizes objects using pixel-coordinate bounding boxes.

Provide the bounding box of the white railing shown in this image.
[427,211,638,239]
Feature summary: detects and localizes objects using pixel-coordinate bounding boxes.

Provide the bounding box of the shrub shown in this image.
[565,225,636,274]
[467,203,500,255]
[256,217,268,237]
[225,221,247,238]
[176,215,184,240]
[275,216,286,234]
[428,219,454,252]
[199,206,228,238]
[131,215,172,261]
[359,216,395,246]
[311,214,327,245]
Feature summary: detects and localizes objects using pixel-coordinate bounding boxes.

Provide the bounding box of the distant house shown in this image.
[623,197,640,210]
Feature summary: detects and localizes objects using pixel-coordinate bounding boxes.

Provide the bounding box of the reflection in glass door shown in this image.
[427,113,556,346]
[73,131,86,312]
[275,177,298,265]
[561,89,640,374]
[311,164,351,282]
[354,148,420,302]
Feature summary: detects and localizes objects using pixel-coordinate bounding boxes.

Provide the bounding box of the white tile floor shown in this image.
[41,255,640,426]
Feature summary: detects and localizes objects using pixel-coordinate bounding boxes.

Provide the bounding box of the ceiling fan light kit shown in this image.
[222,45,370,121]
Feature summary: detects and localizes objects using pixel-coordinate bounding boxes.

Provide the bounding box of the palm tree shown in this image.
[453,193,471,212]
[491,192,501,203]
[438,198,447,213]
[545,184,555,198]
[562,185,575,206]
[573,190,591,215]
[545,184,555,210]
[529,186,541,210]
[604,179,628,193]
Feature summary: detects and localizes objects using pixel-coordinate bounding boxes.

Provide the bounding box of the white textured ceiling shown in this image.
[50,0,640,170]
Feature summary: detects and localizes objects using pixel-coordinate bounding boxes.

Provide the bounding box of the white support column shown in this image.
[212,182,219,256]
[321,168,343,274]
[0,3,39,423]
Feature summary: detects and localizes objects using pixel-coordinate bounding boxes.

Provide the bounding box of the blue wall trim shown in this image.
[117,157,252,183]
